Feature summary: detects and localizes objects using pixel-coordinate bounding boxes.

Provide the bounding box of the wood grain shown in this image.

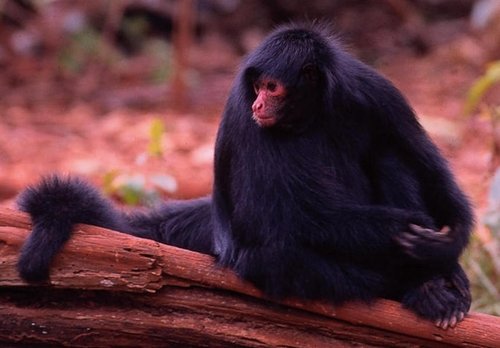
[0,208,499,347]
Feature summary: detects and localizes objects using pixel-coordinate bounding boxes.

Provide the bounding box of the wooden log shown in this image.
[0,207,499,347]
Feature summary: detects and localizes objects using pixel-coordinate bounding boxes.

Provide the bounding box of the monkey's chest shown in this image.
[229,158,371,245]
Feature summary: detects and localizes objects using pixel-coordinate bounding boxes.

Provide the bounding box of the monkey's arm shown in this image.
[300,205,437,261]
[377,103,474,264]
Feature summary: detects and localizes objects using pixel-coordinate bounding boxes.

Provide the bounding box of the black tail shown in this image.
[17,175,127,281]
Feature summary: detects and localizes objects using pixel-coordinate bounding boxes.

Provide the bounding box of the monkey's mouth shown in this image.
[253,113,277,127]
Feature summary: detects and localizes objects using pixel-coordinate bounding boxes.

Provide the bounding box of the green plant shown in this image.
[463,236,499,315]
[58,26,120,75]
[103,118,177,206]
[144,38,172,84]
[465,61,500,115]
[463,61,500,316]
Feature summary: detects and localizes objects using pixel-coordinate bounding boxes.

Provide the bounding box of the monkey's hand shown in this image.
[395,224,453,261]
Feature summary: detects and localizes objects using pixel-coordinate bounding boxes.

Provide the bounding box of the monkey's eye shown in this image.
[267,81,277,92]
[253,78,285,96]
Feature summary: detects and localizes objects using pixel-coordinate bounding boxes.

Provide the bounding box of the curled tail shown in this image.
[17,175,127,281]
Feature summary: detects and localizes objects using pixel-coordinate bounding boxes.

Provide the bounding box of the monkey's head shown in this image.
[243,24,333,131]
[250,75,287,128]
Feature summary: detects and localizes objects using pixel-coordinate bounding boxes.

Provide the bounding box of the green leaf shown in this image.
[465,61,500,115]
[118,175,146,206]
[148,118,166,157]
[102,170,119,195]
[464,61,500,115]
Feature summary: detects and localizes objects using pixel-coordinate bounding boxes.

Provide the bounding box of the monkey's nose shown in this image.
[252,101,263,113]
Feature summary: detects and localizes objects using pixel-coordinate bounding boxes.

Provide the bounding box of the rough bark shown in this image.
[0,208,498,347]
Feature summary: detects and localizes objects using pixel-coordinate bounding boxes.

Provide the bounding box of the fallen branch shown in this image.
[0,208,498,347]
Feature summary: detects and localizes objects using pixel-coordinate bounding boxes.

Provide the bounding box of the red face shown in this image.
[251,77,287,128]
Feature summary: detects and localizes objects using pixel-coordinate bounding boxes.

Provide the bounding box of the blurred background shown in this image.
[0,0,498,315]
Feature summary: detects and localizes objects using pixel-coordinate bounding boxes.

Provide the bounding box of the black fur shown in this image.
[17,176,213,281]
[17,23,473,329]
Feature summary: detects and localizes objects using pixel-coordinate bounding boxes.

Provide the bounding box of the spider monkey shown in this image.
[17,23,473,329]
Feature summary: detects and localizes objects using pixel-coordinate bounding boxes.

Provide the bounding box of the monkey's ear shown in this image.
[244,67,260,82]
[302,64,320,84]
[243,67,261,95]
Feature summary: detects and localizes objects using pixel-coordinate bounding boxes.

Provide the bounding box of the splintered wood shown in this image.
[0,208,498,347]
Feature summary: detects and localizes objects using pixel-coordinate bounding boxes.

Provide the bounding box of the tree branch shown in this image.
[0,208,498,347]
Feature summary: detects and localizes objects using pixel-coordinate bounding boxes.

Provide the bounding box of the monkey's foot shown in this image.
[402,268,471,329]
